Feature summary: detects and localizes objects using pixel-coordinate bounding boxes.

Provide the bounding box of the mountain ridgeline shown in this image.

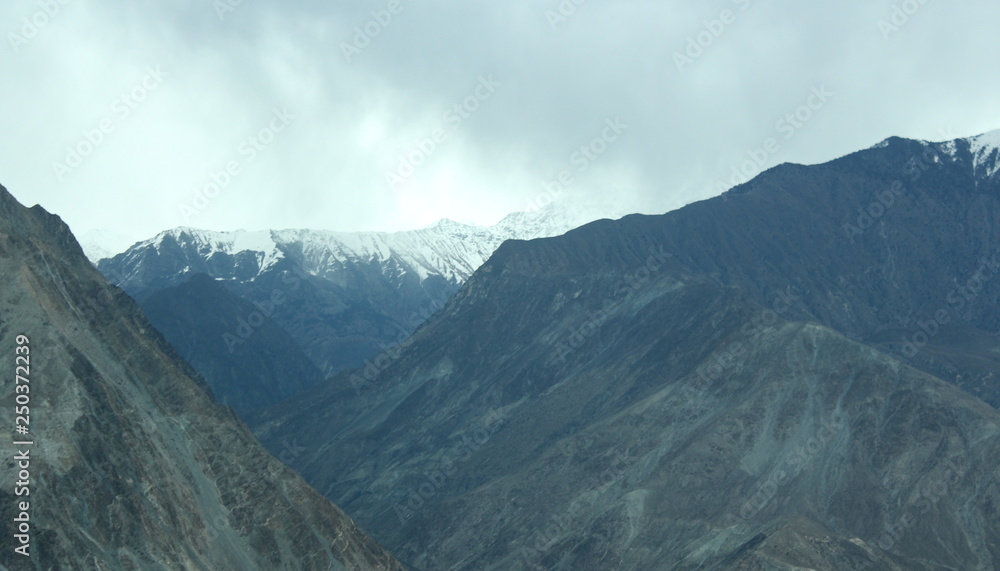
[251,132,1000,570]
[0,184,403,569]
[98,206,620,415]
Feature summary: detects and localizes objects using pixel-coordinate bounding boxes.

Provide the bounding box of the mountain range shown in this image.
[96,202,627,415]
[5,128,999,569]
[250,130,1000,570]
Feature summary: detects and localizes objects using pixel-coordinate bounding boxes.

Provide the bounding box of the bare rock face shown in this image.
[0,184,404,569]
[257,268,1000,570]
[254,134,1000,570]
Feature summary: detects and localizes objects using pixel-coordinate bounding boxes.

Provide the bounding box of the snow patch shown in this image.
[969,129,1000,178]
[870,138,892,149]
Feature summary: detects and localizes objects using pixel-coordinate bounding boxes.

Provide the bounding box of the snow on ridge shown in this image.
[150,227,285,273]
[271,223,501,282]
[257,210,572,283]
[121,202,624,284]
[291,203,612,281]
[970,129,1000,148]
[937,139,958,158]
[969,130,1000,178]
[873,130,1000,179]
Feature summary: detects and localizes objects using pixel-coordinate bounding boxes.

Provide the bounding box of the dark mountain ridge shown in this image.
[253,132,1000,569]
[481,133,1000,403]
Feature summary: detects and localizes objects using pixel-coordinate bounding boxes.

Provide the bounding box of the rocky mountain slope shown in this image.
[252,131,1000,569]
[97,203,627,414]
[0,183,403,569]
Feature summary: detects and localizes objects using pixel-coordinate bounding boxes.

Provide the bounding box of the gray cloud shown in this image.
[1,0,997,250]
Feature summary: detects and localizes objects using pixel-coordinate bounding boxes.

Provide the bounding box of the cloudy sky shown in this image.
[2,0,999,252]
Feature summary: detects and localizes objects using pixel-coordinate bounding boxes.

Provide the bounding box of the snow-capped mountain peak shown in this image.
[100,201,632,290]
[152,227,286,275]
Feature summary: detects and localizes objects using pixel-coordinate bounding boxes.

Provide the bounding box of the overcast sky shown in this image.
[2,0,999,251]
